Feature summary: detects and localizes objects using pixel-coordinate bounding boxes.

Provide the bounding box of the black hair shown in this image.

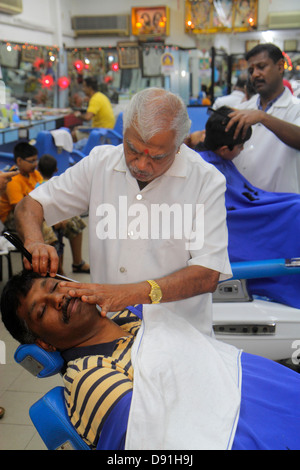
[13,142,38,163]
[203,106,252,151]
[38,154,57,179]
[83,77,98,91]
[245,43,284,64]
[1,270,42,344]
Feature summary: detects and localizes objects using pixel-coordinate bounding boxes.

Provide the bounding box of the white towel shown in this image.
[50,129,73,152]
[126,304,241,450]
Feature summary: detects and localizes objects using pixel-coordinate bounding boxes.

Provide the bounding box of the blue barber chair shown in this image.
[82,128,123,155]
[35,131,85,175]
[13,258,300,450]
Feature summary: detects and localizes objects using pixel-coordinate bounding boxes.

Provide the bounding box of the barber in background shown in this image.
[226,43,300,193]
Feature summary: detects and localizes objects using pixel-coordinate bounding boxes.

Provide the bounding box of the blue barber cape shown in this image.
[199,149,300,309]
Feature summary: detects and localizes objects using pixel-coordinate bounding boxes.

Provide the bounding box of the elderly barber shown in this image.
[14,88,231,335]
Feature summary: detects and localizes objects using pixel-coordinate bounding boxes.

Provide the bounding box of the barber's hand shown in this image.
[0,170,19,194]
[59,282,133,317]
[24,241,59,277]
[226,109,264,139]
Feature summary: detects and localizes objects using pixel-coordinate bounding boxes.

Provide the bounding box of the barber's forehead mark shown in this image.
[125,137,169,160]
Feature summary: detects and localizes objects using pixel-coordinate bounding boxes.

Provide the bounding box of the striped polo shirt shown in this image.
[62,307,142,448]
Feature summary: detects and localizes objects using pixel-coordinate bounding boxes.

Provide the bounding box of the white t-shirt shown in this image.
[234,88,300,193]
[30,144,232,335]
[212,90,246,110]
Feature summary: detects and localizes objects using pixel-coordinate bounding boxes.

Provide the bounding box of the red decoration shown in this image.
[73,60,84,73]
[33,57,45,70]
[57,76,70,89]
[40,74,55,88]
[111,62,119,72]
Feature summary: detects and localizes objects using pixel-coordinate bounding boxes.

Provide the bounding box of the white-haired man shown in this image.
[15,88,231,335]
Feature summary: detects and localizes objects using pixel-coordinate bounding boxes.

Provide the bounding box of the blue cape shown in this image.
[199,149,300,309]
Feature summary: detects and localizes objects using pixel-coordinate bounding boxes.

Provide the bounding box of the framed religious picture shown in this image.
[245,39,260,53]
[117,42,140,69]
[131,6,169,37]
[233,0,258,32]
[141,42,164,77]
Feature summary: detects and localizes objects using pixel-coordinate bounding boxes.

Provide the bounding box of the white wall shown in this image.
[0,0,299,52]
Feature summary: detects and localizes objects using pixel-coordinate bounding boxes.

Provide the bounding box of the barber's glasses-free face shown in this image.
[124,127,178,182]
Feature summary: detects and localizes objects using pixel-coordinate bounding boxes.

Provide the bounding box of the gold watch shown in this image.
[147,280,162,304]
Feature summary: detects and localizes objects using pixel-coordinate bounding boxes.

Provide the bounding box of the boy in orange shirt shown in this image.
[0,142,57,244]
[0,142,89,274]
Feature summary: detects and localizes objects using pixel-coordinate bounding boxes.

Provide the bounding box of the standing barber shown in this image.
[15,88,231,335]
[226,43,300,193]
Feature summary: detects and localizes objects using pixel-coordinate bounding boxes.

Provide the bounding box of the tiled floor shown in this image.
[0,221,90,450]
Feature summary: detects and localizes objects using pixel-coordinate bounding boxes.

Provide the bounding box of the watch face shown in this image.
[152,291,161,302]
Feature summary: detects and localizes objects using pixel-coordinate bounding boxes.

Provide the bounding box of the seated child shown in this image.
[37,154,90,275]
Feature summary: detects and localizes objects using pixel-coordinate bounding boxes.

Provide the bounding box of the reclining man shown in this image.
[2,269,300,450]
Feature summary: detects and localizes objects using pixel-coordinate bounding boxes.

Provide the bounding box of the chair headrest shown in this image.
[14,344,64,378]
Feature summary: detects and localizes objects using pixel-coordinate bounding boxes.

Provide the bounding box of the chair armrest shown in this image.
[231,258,300,280]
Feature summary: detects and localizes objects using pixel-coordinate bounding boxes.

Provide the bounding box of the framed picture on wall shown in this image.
[117,42,140,69]
[245,39,260,53]
[141,42,164,77]
[233,0,258,32]
[131,6,169,37]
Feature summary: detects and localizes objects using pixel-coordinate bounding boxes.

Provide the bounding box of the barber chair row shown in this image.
[0,113,123,175]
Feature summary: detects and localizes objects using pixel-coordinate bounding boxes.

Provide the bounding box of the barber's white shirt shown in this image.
[234,88,300,193]
[30,144,232,335]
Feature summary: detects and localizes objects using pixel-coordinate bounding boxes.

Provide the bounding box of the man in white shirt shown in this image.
[226,43,300,193]
[14,88,232,335]
[212,76,247,110]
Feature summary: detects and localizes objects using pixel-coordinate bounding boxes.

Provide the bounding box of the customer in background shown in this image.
[72,76,115,146]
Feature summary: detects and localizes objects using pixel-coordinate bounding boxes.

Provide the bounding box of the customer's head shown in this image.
[83,77,98,96]
[1,270,100,351]
[13,142,38,176]
[123,88,191,184]
[246,43,285,99]
[204,106,252,160]
[38,154,58,180]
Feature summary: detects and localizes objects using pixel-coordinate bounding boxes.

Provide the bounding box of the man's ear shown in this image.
[35,338,57,352]
[218,145,230,157]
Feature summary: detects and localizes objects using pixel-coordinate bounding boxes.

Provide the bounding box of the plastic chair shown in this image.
[82,128,122,155]
[35,131,85,176]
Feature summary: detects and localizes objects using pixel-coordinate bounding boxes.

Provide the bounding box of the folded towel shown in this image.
[50,129,73,152]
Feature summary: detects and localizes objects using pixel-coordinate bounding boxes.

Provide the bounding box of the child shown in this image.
[0,142,57,246]
[37,154,89,275]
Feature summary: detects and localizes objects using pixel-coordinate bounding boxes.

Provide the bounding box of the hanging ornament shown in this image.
[57,76,70,89]
[33,57,45,70]
[40,74,55,88]
[73,59,84,73]
[111,62,119,72]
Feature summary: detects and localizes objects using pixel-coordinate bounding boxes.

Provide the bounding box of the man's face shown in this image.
[17,278,98,350]
[247,51,284,99]
[17,155,38,176]
[123,125,179,184]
